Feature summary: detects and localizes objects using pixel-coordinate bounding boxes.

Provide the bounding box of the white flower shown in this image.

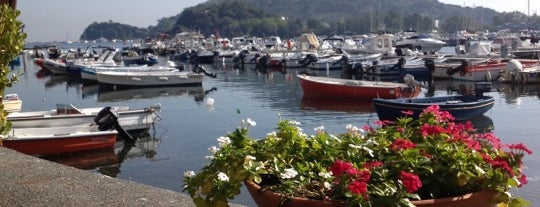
[205,155,214,160]
[324,181,332,190]
[217,136,231,147]
[184,170,196,178]
[314,126,325,133]
[245,155,256,162]
[208,146,220,154]
[246,118,256,126]
[288,120,301,125]
[330,134,341,143]
[267,131,277,137]
[217,172,229,182]
[349,144,362,149]
[318,171,332,179]
[280,168,298,179]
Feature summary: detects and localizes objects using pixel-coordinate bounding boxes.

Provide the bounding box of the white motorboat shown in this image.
[7,103,161,132]
[394,35,446,53]
[96,69,204,87]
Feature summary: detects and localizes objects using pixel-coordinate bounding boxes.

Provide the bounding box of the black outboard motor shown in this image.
[193,65,217,78]
[447,60,469,76]
[299,54,318,67]
[94,107,135,142]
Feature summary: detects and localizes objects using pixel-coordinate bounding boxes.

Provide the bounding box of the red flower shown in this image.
[519,174,528,187]
[389,138,416,151]
[420,124,444,137]
[329,160,354,176]
[507,143,533,155]
[363,161,383,169]
[399,171,422,193]
[347,180,368,195]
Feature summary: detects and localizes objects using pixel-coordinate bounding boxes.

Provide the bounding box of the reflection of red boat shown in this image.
[42,148,118,170]
[300,96,374,113]
[297,74,420,100]
[1,126,117,157]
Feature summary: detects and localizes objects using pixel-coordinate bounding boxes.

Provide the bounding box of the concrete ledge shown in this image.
[0,147,245,207]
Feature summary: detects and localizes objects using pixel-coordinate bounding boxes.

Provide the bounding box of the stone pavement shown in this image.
[0,147,246,207]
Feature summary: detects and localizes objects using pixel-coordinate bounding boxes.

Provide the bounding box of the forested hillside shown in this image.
[80,0,539,41]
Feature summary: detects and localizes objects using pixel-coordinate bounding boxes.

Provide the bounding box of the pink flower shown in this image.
[401,110,414,116]
[420,124,444,137]
[399,171,422,193]
[519,174,528,187]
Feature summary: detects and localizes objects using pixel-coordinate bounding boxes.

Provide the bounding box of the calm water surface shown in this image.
[9,45,540,206]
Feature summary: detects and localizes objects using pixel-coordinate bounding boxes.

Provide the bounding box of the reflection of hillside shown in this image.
[497,83,540,103]
[97,86,207,102]
[300,96,374,113]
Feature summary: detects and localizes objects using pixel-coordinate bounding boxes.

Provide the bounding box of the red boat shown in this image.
[297,74,420,100]
[1,126,118,157]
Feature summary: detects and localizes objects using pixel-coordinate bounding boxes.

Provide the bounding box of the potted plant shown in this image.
[183,106,532,207]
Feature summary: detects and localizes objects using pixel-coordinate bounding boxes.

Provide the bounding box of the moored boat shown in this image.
[372,94,495,121]
[2,93,22,113]
[297,74,421,100]
[1,126,118,156]
[96,69,205,87]
[7,104,160,132]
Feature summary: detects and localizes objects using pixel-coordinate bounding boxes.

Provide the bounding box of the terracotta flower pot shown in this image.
[245,181,499,207]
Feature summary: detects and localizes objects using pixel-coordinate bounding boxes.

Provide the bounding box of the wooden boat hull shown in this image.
[297,74,419,100]
[1,126,118,156]
[373,95,495,121]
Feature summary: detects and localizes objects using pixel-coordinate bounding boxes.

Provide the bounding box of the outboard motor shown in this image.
[299,54,318,67]
[193,65,217,78]
[94,107,135,142]
[446,60,469,76]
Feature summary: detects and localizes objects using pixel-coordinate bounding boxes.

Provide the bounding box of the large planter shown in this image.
[245,181,499,207]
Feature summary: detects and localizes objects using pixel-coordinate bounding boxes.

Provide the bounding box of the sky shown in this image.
[16,0,539,42]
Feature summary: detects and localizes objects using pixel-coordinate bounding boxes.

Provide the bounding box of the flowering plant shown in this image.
[183,106,532,207]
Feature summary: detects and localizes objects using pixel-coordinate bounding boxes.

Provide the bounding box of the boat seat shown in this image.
[56,104,83,115]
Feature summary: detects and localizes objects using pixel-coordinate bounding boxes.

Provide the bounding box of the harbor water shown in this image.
[7,44,540,206]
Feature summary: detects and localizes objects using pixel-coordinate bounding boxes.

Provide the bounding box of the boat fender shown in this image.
[485,71,492,81]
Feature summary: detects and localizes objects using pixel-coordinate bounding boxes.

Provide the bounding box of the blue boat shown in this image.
[372,94,495,121]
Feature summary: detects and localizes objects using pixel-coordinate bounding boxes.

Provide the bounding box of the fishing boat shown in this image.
[497,59,540,84]
[7,104,161,132]
[1,126,118,156]
[372,93,495,121]
[297,74,421,100]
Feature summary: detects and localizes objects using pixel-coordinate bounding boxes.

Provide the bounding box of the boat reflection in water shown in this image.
[42,131,161,177]
[300,96,375,114]
[96,85,217,103]
[458,115,494,133]
[497,83,540,104]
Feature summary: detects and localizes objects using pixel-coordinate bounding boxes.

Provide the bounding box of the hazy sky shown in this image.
[17,0,538,42]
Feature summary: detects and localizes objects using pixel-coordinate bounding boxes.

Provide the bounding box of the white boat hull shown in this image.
[96,70,204,86]
[7,105,160,131]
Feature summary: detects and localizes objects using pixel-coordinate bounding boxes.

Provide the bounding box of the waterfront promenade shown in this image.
[0,147,245,207]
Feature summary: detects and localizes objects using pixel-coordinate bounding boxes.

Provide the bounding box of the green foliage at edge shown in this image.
[0,4,27,141]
